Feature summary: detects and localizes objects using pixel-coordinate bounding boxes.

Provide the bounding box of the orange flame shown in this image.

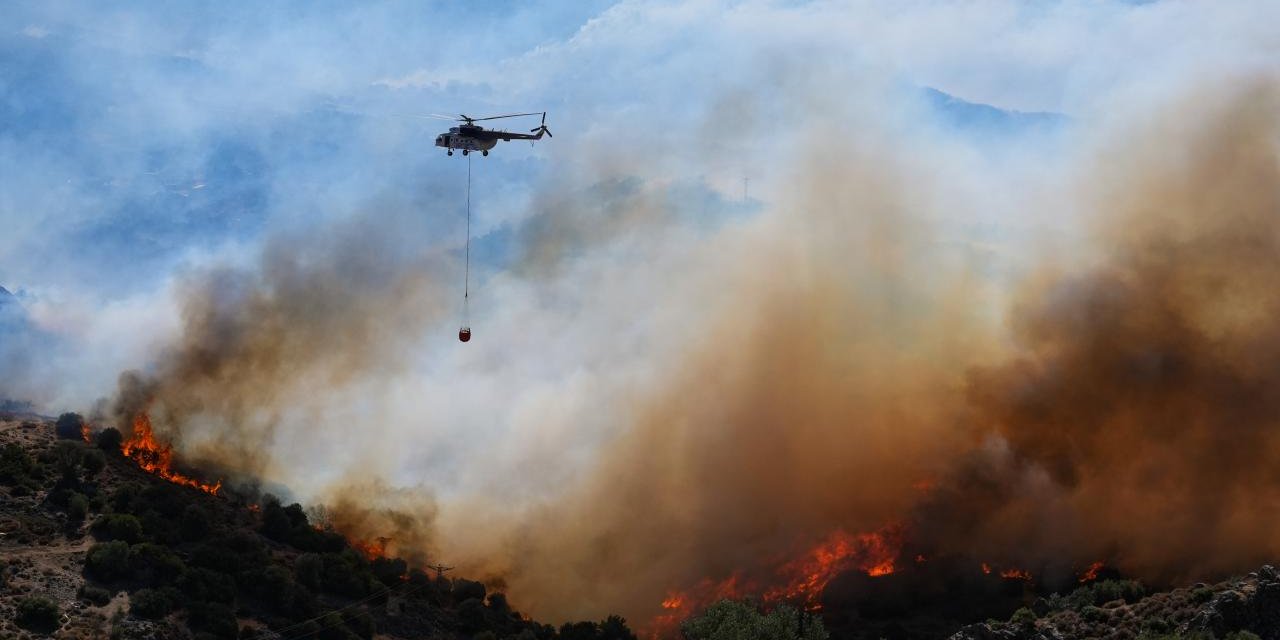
[80,422,92,443]
[122,413,222,495]
[981,562,992,575]
[351,536,390,560]
[999,568,1032,580]
[647,525,903,636]
[1078,561,1105,583]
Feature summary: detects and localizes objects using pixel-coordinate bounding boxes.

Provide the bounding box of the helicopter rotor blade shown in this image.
[470,111,544,122]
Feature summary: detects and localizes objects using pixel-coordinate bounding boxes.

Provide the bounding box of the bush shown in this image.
[1011,607,1037,626]
[0,442,38,485]
[128,542,186,586]
[1227,632,1263,640]
[1092,579,1145,604]
[130,587,176,619]
[180,504,212,541]
[81,448,106,474]
[1192,587,1215,603]
[55,412,86,440]
[295,553,324,591]
[187,601,239,638]
[682,600,827,640]
[371,557,408,586]
[178,567,237,604]
[453,578,487,602]
[96,427,124,453]
[92,513,144,543]
[86,541,131,581]
[79,583,114,606]
[68,493,90,521]
[16,596,60,632]
[599,615,638,640]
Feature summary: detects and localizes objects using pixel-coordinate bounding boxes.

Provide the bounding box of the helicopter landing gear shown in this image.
[482,150,488,156]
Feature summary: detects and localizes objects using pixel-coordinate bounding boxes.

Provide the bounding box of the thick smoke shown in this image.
[103,72,1280,626]
[107,210,453,482]
[474,78,1280,621]
[926,79,1280,580]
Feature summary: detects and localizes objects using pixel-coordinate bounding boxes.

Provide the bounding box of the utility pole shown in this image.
[426,563,455,580]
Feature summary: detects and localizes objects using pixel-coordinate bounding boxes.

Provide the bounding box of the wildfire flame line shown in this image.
[122,413,222,495]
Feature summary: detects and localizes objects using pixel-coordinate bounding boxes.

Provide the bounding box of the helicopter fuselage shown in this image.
[434,123,546,156]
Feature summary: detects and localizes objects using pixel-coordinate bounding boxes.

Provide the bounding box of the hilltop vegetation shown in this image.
[0,416,638,640]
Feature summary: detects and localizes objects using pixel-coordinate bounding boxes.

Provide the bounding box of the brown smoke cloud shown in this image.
[104,71,1280,628]
[107,210,453,481]
[479,77,1280,621]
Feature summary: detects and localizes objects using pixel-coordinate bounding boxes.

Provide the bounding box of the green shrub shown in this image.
[180,504,212,541]
[371,557,408,586]
[178,567,236,604]
[130,587,176,619]
[81,448,106,474]
[128,542,186,586]
[599,614,638,640]
[16,596,60,632]
[453,578,487,602]
[1011,607,1037,626]
[1227,632,1263,640]
[86,541,131,581]
[92,513,144,543]
[1192,587,1215,603]
[68,493,90,521]
[187,601,239,639]
[0,442,38,485]
[682,600,827,640]
[96,427,124,453]
[79,583,114,606]
[295,553,324,591]
[55,412,86,440]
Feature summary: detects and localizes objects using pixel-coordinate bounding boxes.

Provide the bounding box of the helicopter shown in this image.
[434,112,552,156]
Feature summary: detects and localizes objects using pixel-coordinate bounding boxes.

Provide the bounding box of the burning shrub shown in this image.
[680,600,828,640]
[54,412,85,440]
[92,513,144,543]
[86,540,131,581]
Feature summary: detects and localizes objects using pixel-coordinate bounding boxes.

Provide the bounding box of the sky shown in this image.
[2,0,1277,623]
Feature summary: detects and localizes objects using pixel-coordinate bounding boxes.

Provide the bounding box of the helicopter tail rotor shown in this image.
[530,111,553,138]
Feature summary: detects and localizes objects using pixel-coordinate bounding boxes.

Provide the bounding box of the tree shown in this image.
[681,600,828,640]
[55,412,85,440]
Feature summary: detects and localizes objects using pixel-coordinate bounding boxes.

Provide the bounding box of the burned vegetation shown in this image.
[0,415,638,640]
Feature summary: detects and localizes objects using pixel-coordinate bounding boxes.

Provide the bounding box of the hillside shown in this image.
[0,415,638,640]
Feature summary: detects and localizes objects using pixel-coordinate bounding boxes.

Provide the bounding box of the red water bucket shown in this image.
[458,327,471,342]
